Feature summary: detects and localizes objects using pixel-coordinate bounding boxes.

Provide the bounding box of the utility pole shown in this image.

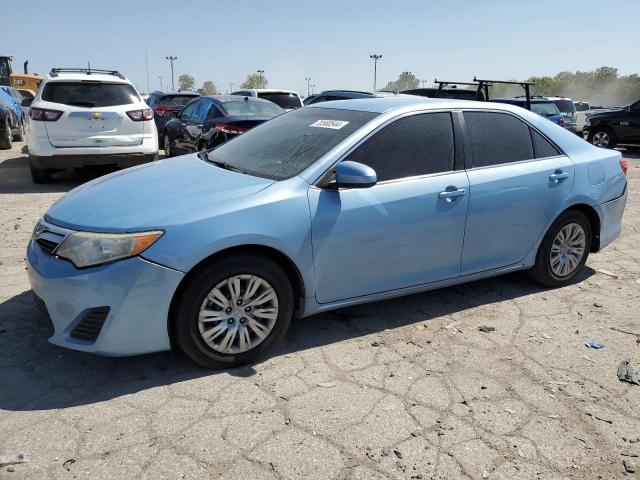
[369,54,382,91]
[421,80,427,88]
[310,84,316,95]
[166,56,177,91]
[305,77,311,97]
[158,75,163,91]
[230,82,234,93]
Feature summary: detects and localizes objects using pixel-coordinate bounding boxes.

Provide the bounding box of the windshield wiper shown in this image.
[203,151,248,174]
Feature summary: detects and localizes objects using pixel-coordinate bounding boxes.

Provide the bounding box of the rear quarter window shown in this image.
[464,111,534,167]
[42,81,140,107]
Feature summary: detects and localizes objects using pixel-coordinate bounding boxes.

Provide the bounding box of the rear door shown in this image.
[460,110,573,274]
[171,100,198,154]
[40,81,144,147]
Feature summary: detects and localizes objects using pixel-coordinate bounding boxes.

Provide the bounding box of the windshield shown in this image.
[552,99,576,115]
[531,102,560,116]
[42,81,140,107]
[158,95,198,107]
[221,101,284,117]
[257,92,302,109]
[209,107,378,180]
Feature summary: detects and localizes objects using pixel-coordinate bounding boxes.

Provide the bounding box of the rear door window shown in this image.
[530,128,561,158]
[346,112,455,181]
[192,99,212,123]
[463,111,534,167]
[257,92,302,109]
[42,81,140,107]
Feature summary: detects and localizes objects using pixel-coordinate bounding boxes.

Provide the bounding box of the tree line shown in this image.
[175,72,268,94]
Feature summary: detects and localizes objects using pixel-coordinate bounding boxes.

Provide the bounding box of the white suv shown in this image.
[230,89,303,110]
[26,68,158,183]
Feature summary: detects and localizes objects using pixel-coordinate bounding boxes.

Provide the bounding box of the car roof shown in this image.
[234,89,301,95]
[491,97,554,104]
[307,95,531,114]
[153,91,199,96]
[43,72,132,84]
[205,95,277,104]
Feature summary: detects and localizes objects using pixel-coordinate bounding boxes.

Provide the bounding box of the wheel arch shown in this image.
[167,244,307,349]
[559,203,601,252]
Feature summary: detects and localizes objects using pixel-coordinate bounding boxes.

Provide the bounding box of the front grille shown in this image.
[32,292,54,336]
[36,237,60,255]
[70,307,110,342]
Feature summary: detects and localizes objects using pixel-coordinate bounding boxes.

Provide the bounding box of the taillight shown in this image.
[126,108,154,121]
[558,117,565,126]
[620,159,628,176]
[30,108,63,121]
[215,124,248,135]
[153,106,173,117]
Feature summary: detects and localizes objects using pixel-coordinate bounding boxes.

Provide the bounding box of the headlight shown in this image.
[54,231,163,268]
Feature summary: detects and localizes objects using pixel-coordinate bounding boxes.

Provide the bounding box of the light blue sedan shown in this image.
[27,96,628,368]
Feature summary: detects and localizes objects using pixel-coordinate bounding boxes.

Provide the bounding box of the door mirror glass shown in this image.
[334,161,377,188]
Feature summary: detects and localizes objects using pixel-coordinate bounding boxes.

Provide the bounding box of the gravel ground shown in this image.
[1,142,639,480]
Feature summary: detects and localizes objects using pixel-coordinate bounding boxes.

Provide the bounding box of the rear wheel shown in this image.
[0,117,12,149]
[530,210,591,287]
[164,135,173,158]
[589,127,616,148]
[174,254,294,369]
[13,121,25,141]
[29,157,52,184]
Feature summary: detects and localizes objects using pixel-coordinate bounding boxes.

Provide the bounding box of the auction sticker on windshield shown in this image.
[310,120,350,129]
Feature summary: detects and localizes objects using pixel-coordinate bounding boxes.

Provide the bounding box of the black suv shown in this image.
[146,91,200,144]
[584,98,640,149]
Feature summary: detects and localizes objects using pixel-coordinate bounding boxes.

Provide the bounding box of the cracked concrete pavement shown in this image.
[1,142,639,479]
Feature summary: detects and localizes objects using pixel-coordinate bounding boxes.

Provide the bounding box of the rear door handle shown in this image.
[438,188,466,200]
[549,171,569,182]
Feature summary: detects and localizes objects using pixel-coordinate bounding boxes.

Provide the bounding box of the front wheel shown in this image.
[174,254,294,369]
[589,128,616,149]
[164,135,173,158]
[530,210,591,287]
[0,118,12,149]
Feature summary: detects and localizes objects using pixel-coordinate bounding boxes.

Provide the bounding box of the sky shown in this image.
[3,0,639,96]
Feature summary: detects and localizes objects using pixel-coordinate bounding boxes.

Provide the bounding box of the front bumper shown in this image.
[26,237,184,356]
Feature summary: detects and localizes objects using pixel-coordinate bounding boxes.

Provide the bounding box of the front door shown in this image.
[308,112,470,303]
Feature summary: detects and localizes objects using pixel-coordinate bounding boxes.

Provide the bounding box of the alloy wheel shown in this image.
[592,131,610,148]
[198,274,279,354]
[549,222,586,277]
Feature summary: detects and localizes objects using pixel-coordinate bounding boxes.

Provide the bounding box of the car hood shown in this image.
[45,154,275,232]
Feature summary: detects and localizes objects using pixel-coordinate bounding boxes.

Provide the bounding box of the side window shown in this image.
[463,111,533,167]
[193,99,212,123]
[180,100,198,121]
[345,112,455,182]
[207,105,223,120]
[530,128,561,158]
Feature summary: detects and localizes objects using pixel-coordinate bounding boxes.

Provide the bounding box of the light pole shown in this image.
[421,80,427,88]
[369,54,382,91]
[166,56,177,90]
[310,84,316,95]
[158,75,163,91]
[305,77,311,97]
[257,69,265,87]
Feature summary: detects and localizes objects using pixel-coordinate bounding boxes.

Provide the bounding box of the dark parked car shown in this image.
[490,98,565,127]
[0,89,24,148]
[163,95,284,157]
[305,90,395,105]
[401,87,486,101]
[146,91,200,143]
[584,98,640,149]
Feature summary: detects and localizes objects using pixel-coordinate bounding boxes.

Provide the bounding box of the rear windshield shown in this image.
[257,92,302,109]
[221,101,284,117]
[209,107,378,180]
[531,102,560,116]
[552,99,576,114]
[158,95,198,107]
[42,81,140,107]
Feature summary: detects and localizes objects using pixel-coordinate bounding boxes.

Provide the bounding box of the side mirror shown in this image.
[333,161,377,189]
[21,98,33,107]
[168,109,181,118]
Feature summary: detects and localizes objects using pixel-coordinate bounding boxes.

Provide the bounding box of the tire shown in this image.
[29,157,52,184]
[530,210,592,287]
[589,127,616,149]
[174,254,294,369]
[0,117,12,149]
[13,121,25,141]
[164,135,173,158]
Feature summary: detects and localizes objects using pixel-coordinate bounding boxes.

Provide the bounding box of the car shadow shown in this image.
[0,267,595,412]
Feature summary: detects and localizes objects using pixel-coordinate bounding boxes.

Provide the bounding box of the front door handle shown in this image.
[549,171,569,182]
[438,188,466,200]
